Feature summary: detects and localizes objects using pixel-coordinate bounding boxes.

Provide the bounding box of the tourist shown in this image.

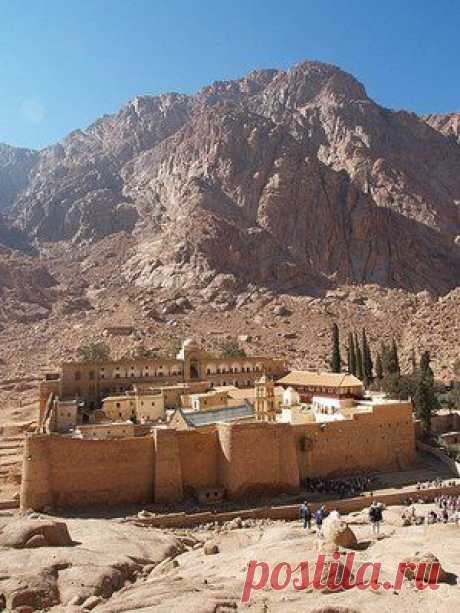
[302,475,374,498]
[369,500,383,537]
[315,505,326,537]
[299,500,312,530]
[329,508,340,521]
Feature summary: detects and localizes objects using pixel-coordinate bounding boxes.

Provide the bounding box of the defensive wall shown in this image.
[21,402,416,511]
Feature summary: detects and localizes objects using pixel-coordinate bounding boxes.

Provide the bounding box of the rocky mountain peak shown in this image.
[0,59,459,296]
[424,112,460,144]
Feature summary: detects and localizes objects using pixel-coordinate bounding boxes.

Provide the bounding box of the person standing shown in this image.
[299,500,312,530]
[369,501,383,538]
[315,505,326,538]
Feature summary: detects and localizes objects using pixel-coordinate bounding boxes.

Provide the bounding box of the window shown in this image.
[89,371,95,380]
[75,371,81,381]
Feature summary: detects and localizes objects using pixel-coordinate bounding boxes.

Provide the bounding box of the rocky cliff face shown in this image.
[3,60,459,295]
[0,144,39,212]
[425,112,460,144]
[0,60,459,381]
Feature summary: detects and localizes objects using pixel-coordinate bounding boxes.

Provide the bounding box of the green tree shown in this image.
[362,328,374,386]
[414,351,439,433]
[348,331,357,376]
[381,373,417,399]
[77,340,111,362]
[389,339,401,376]
[447,384,460,410]
[221,338,246,358]
[355,332,363,380]
[381,339,400,377]
[330,323,341,373]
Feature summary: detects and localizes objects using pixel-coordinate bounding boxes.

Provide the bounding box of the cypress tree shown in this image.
[414,351,438,433]
[348,331,357,375]
[355,332,364,381]
[330,323,341,373]
[389,338,400,376]
[409,348,417,374]
[380,342,390,376]
[362,328,374,385]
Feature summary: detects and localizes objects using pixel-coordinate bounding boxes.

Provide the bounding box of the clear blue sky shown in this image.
[1,0,459,150]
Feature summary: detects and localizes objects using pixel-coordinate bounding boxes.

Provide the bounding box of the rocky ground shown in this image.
[0,501,458,612]
[0,243,458,417]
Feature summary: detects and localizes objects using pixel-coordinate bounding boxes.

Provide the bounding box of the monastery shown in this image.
[22,338,417,511]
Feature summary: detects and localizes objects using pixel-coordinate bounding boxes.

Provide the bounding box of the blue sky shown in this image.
[1,0,459,150]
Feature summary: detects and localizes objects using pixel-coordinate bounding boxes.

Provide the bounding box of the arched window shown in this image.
[75,371,82,381]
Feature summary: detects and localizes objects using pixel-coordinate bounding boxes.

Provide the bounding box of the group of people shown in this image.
[415,478,458,490]
[302,475,374,498]
[299,499,384,538]
[432,494,460,523]
[398,495,460,525]
[299,501,328,535]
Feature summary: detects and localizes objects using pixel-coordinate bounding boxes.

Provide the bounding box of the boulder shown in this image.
[400,552,449,583]
[316,540,339,555]
[383,510,411,527]
[82,595,104,610]
[57,563,130,605]
[322,518,358,549]
[149,557,180,577]
[203,541,219,555]
[0,519,73,549]
[0,569,60,611]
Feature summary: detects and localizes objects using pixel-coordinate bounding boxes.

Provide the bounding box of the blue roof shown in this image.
[183,403,254,427]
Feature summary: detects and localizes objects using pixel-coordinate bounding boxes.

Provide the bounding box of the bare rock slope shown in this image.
[0,60,459,385]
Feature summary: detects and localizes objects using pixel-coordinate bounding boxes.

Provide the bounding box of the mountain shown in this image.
[424,112,460,145]
[0,144,39,212]
[0,60,459,384]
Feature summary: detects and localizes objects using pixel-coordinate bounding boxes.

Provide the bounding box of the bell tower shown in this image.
[254,374,276,422]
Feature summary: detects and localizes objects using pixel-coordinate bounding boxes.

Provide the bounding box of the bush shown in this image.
[221,338,246,358]
[78,341,111,362]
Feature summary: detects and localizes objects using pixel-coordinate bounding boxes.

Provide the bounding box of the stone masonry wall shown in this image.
[21,435,155,509]
[21,403,417,510]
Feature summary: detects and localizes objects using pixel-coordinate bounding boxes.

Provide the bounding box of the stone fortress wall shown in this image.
[21,401,416,511]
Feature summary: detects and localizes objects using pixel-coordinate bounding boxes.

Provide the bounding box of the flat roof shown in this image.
[181,404,254,427]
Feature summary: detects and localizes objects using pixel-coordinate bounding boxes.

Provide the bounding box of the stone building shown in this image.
[39,338,287,417]
[254,375,277,421]
[278,371,364,402]
[101,391,165,423]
